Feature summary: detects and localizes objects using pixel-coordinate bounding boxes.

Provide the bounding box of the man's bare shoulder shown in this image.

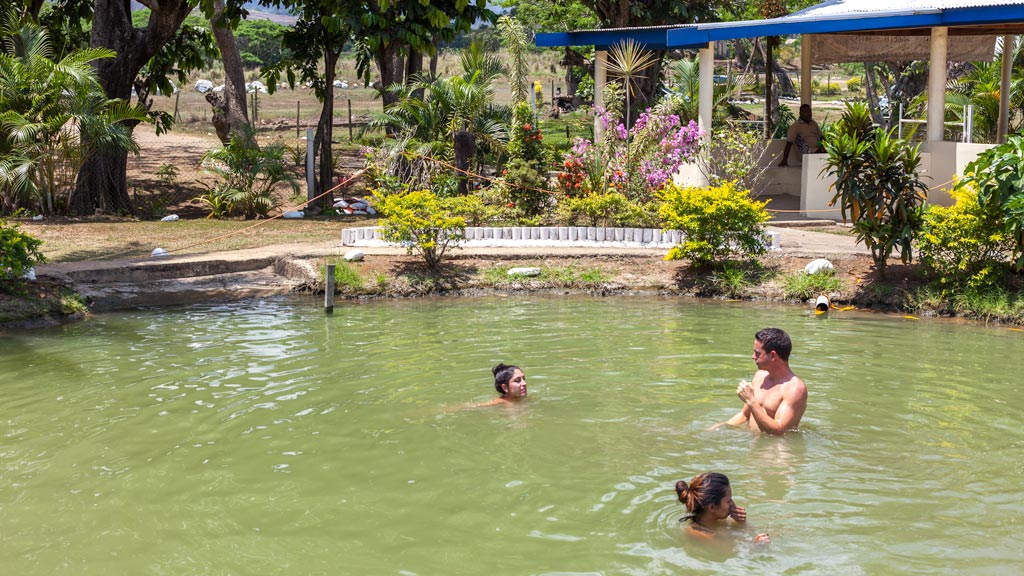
[784,374,807,399]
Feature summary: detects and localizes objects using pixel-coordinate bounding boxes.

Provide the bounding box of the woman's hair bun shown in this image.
[675,480,688,497]
[492,363,509,377]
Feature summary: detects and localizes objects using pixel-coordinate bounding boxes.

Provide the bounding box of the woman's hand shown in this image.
[729,503,746,522]
[754,532,771,544]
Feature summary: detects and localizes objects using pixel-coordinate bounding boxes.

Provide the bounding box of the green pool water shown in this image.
[1,296,1022,574]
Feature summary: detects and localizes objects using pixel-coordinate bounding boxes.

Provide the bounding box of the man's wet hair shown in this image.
[755,328,792,361]
[492,363,521,396]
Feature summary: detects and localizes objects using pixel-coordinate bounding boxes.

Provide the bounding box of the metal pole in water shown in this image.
[325,264,335,314]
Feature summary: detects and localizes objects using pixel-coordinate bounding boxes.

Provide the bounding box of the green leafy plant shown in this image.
[374,189,467,269]
[201,127,298,219]
[156,164,180,186]
[959,134,1024,270]
[822,102,929,275]
[500,158,550,220]
[659,181,770,267]
[557,191,656,227]
[0,220,45,281]
[698,123,771,189]
[324,260,364,292]
[918,182,1011,291]
[783,271,844,301]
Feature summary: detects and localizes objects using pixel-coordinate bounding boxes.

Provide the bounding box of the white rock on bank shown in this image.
[507,267,541,277]
[343,249,364,262]
[151,247,169,257]
[804,258,834,275]
[282,211,304,219]
[160,214,179,221]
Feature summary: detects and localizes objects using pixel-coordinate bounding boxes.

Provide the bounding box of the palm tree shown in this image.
[0,9,148,214]
[606,39,657,128]
[366,43,510,192]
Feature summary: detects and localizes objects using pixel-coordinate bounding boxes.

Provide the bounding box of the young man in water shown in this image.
[711,328,807,435]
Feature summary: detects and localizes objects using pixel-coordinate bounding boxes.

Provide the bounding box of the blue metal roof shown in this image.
[535,0,1024,49]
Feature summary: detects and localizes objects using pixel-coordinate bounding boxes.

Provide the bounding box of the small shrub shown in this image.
[445,194,499,227]
[557,191,657,227]
[698,123,771,190]
[156,163,180,186]
[659,181,770,267]
[374,189,466,269]
[917,183,1011,291]
[0,220,46,281]
[783,271,844,300]
[845,76,863,93]
[500,158,550,220]
[201,127,298,219]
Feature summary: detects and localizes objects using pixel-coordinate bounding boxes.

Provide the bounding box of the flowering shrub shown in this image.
[1,220,45,282]
[499,158,550,220]
[507,102,547,169]
[556,107,702,203]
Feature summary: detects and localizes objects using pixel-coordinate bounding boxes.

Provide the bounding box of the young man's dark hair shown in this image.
[755,327,791,361]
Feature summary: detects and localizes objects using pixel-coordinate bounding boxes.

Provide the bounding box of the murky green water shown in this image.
[1,296,1022,574]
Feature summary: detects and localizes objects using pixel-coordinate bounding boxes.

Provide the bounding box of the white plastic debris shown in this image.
[333,199,349,208]
[343,249,364,262]
[282,210,304,219]
[194,79,214,93]
[22,267,36,281]
[366,206,376,215]
[160,214,179,221]
[804,258,834,275]
[151,247,169,257]
[32,214,43,221]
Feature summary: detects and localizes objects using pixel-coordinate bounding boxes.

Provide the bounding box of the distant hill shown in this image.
[129,1,297,25]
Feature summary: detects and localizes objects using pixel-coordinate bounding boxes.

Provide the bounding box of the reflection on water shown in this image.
[1,295,1022,574]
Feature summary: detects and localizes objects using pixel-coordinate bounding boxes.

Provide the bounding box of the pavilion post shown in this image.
[698,43,714,143]
[801,35,813,106]
[998,35,1015,143]
[594,50,607,143]
[927,27,948,142]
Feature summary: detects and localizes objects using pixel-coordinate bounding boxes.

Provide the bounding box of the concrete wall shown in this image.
[921,141,994,207]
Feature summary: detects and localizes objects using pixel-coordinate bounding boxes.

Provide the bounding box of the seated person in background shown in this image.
[676,472,770,543]
[474,363,528,407]
[778,104,821,166]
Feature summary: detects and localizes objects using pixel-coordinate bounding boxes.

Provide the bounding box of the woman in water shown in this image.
[474,363,528,407]
[675,472,769,543]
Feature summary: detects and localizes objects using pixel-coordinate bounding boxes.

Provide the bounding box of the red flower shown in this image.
[523,124,532,131]
[507,201,515,208]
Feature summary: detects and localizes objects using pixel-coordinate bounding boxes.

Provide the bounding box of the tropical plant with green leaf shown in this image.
[199,127,297,219]
[0,11,149,215]
[659,57,740,127]
[606,39,657,129]
[958,133,1024,270]
[822,102,929,274]
[365,42,510,187]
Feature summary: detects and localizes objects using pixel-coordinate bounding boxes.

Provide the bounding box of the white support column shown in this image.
[998,35,1015,143]
[698,43,714,143]
[801,35,813,106]
[594,50,607,143]
[927,27,948,143]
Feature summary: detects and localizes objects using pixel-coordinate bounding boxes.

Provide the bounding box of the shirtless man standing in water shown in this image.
[711,328,807,435]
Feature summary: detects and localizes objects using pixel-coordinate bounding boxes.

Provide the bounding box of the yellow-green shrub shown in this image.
[659,181,770,266]
[845,76,862,93]
[374,189,466,269]
[557,192,657,227]
[1,220,45,282]
[917,183,1011,290]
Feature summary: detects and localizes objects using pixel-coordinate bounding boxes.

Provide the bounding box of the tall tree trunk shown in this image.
[375,43,402,109]
[312,48,340,214]
[209,0,251,146]
[864,62,886,125]
[454,131,475,196]
[70,0,192,216]
[562,47,586,104]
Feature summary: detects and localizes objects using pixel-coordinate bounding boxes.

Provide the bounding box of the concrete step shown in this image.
[79,268,306,312]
